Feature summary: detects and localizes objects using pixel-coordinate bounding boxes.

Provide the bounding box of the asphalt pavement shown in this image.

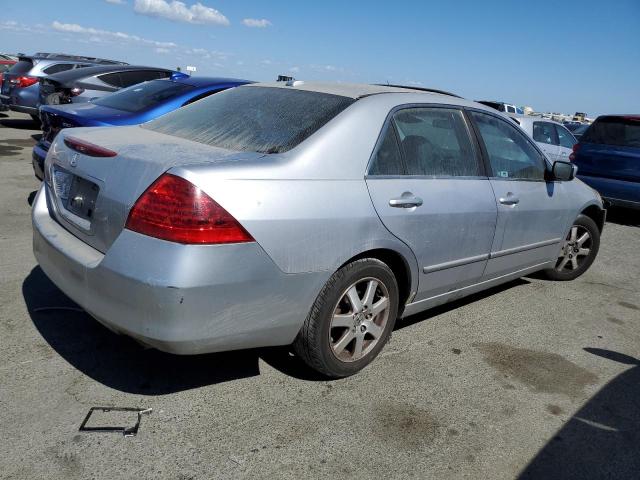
[1,110,639,479]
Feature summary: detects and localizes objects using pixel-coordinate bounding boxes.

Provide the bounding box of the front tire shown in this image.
[293,258,399,378]
[543,214,600,281]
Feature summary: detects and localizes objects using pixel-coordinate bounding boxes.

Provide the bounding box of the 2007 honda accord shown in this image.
[32,82,605,377]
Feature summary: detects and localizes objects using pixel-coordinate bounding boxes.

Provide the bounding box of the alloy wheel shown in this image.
[556,225,592,272]
[329,277,390,363]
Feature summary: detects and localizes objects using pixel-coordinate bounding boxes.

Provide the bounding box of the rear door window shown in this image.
[368,123,404,175]
[392,108,481,176]
[533,121,559,145]
[582,116,640,148]
[470,111,546,181]
[555,125,577,149]
[43,63,75,75]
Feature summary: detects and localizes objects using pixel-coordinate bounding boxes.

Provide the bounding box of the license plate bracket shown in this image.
[66,174,99,220]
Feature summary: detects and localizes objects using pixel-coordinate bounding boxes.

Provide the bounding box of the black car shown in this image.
[38,64,177,106]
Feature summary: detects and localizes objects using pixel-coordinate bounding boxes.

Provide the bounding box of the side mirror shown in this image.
[551,161,577,181]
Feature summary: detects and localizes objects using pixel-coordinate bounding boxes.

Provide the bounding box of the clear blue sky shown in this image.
[2,0,639,116]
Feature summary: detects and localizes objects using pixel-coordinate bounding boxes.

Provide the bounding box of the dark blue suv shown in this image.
[571,115,640,209]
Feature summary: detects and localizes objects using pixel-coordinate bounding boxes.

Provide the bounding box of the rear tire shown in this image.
[542,214,600,281]
[293,258,399,378]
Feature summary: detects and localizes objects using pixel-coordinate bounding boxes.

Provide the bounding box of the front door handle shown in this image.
[499,192,520,206]
[389,196,423,208]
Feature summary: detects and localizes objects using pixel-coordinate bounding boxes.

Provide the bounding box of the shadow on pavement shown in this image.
[396,278,529,331]
[24,267,535,390]
[0,117,39,130]
[23,267,326,394]
[519,348,640,480]
[605,207,640,227]
[27,190,37,206]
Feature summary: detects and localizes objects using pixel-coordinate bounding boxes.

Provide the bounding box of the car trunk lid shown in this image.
[46,126,266,253]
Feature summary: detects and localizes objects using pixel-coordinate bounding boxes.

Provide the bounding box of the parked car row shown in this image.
[0,52,128,120]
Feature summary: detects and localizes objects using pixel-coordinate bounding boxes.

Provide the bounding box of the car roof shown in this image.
[513,115,564,127]
[173,76,254,87]
[595,114,640,121]
[23,53,126,65]
[245,81,462,100]
[45,64,174,83]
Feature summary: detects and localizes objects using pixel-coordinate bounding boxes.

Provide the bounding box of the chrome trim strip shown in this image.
[423,253,489,274]
[407,260,553,309]
[490,238,562,259]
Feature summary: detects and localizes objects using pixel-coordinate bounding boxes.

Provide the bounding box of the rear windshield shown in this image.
[8,60,33,75]
[92,79,194,113]
[143,86,355,154]
[582,116,640,148]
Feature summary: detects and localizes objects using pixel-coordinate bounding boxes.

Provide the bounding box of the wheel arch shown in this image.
[339,247,417,317]
[580,203,606,233]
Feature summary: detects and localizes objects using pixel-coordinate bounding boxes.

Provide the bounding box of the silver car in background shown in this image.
[32,82,605,377]
[511,115,578,162]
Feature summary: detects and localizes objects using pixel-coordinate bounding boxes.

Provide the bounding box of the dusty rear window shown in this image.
[143,86,355,154]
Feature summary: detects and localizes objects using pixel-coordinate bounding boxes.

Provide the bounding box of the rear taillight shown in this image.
[569,143,580,162]
[63,136,117,157]
[13,76,38,88]
[125,173,254,245]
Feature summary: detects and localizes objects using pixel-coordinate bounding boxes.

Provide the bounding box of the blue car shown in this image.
[571,115,640,209]
[33,75,252,179]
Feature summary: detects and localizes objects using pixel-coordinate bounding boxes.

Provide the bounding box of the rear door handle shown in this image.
[499,192,520,206]
[389,196,423,208]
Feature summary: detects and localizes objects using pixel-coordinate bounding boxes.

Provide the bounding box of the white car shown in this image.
[511,116,577,162]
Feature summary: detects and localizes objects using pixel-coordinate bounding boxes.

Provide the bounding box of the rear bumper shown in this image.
[32,184,326,354]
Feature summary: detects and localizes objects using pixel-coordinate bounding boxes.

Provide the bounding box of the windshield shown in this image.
[143,86,355,154]
[92,79,194,113]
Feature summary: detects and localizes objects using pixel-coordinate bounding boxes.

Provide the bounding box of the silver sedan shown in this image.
[32,82,605,377]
